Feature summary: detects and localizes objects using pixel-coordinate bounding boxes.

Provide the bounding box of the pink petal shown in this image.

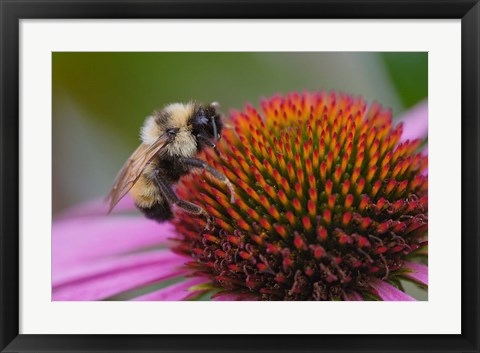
[370,278,415,301]
[132,277,208,301]
[52,250,188,301]
[402,261,428,286]
[398,100,428,142]
[56,194,136,220]
[53,249,186,287]
[52,217,177,270]
[212,294,239,301]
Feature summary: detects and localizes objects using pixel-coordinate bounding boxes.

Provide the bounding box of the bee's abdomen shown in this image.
[137,201,173,222]
[130,169,174,222]
[130,174,159,207]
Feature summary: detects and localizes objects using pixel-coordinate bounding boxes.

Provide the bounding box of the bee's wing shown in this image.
[106,136,169,213]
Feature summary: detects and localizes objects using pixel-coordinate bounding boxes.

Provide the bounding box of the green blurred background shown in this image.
[52,52,427,215]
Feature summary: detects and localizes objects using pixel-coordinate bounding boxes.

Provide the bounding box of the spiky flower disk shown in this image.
[174,91,428,300]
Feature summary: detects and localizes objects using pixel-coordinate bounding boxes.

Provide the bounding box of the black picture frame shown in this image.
[1,1,479,352]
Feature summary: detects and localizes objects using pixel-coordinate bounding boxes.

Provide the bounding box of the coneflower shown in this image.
[52,91,427,301]
[174,91,428,300]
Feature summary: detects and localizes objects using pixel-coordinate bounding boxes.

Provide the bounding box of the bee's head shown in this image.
[191,102,223,152]
[141,102,223,158]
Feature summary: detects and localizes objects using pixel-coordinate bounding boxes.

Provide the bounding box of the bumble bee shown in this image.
[106,101,235,224]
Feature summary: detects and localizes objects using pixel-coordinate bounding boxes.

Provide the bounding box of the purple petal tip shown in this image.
[370,278,415,301]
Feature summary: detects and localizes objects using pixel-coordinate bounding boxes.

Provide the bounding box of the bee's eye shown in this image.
[166,128,179,137]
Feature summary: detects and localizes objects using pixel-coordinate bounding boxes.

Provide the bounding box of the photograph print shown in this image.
[52,52,428,301]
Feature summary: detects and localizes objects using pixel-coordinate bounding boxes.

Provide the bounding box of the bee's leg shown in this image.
[197,134,220,157]
[153,173,213,230]
[211,116,218,143]
[181,157,235,203]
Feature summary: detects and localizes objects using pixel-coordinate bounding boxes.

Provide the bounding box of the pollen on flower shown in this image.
[173,91,428,301]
